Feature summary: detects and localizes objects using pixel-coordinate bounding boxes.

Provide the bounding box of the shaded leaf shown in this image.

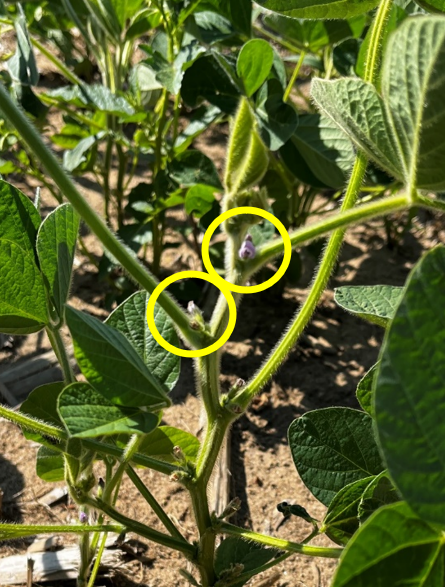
[36,446,65,482]
[256,0,380,19]
[169,150,222,189]
[375,246,445,525]
[356,364,377,416]
[332,503,444,587]
[21,382,64,445]
[137,426,200,464]
[0,180,40,255]
[289,408,384,506]
[47,84,135,116]
[185,184,217,219]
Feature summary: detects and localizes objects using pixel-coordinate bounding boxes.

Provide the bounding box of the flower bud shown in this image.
[79,511,88,524]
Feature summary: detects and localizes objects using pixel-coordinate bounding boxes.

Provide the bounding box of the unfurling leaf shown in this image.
[224,98,269,195]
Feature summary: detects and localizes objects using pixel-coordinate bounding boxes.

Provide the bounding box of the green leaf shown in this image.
[312,16,445,191]
[137,426,200,464]
[65,306,170,409]
[334,285,404,327]
[288,407,384,506]
[105,291,180,391]
[185,184,217,219]
[0,180,41,255]
[322,476,375,546]
[356,364,377,416]
[416,0,445,13]
[224,98,269,194]
[47,84,135,116]
[311,78,404,180]
[0,240,47,334]
[357,471,399,524]
[58,382,159,438]
[36,204,80,319]
[291,114,355,189]
[255,81,299,151]
[255,0,380,19]
[215,537,279,586]
[36,445,65,482]
[169,150,222,189]
[207,0,252,36]
[20,382,64,444]
[382,15,445,191]
[263,13,366,52]
[181,53,241,114]
[63,135,100,172]
[237,40,274,98]
[375,246,445,525]
[332,503,444,587]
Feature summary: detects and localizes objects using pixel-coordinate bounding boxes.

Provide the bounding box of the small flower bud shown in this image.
[173,446,186,461]
[238,236,256,260]
[187,301,196,315]
[79,511,88,524]
[220,497,241,519]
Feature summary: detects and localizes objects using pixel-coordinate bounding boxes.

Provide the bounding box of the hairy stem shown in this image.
[283,51,307,103]
[46,327,76,385]
[218,523,342,559]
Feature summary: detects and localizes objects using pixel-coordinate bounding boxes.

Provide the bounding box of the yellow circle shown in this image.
[146,270,237,358]
[201,207,292,294]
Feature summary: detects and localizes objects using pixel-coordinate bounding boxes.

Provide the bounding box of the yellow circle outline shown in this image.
[201,206,292,294]
[146,270,237,358]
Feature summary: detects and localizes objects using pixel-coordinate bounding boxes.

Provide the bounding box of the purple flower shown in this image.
[238,235,256,260]
[79,511,88,524]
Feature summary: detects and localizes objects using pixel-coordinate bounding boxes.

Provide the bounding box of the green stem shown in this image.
[31,37,84,87]
[0,82,203,349]
[127,466,186,542]
[250,193,409,273]
[86,532,108,587]
[218,523,342,559]
[283,51,306,103]
[87,498,196,557]
[222,552,292,587]
[0,523,123,540]
[235,152,368,409]
[197,354,220,422]
[364,0,394,84]
[0,404,178,475]
[46,327,76,385]
[189,480,217,587]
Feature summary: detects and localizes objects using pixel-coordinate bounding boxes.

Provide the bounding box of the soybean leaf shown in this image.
[20,382,64,445]
[237,40,274,98]
[416,0,445,12]
[36,204,80,319]
[375,246,445,525]
[215,537,279,587]
[311,78,404,180]
[58,382,159,438]
[191,11,235,45]
[174,105,221,153]
[358,471,399,524]
[256,81,299,151]
[36,446,65,482]
[169,150,222,189]
[280,135,331,188]
[292,114,355,189]
[322,476,375,546]
[289,408,384,506]
[185,184,217,219]
[63,135,101,172]
[0,180,41,255]
[224,98,269,193]
[105,291,180,391]
[255,0,380,19]
[356,364,377,416]
[332,503,444,587]
[47,84,135,116]
[334,285,404,327]
[312,16,445,191]
[181,53,241,114]
[0,240,47,334]
[137,426,200,464]
[263,13,366,53]
[207,0,252,36]
[382,15,445,191]
[65,306,170,409]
